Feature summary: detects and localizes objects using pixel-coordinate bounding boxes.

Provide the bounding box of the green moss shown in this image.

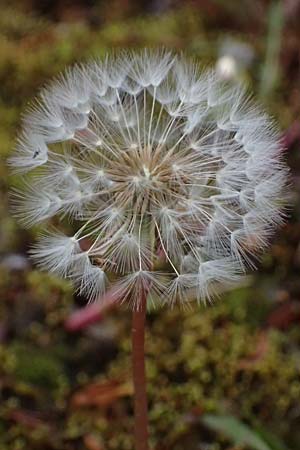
[8,342,66,390]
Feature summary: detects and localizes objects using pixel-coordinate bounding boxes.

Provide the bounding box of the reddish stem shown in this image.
[64,288,117,332]
[132,294,149,450]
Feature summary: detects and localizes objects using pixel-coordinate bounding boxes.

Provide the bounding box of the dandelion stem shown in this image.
[132,292,149,450]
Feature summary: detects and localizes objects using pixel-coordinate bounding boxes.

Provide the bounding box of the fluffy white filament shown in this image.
[10,49,289,308]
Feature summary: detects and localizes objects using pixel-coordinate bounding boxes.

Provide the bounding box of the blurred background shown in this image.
[0,1,300,449]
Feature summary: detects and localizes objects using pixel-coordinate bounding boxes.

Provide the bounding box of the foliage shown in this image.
[201,414,289,450]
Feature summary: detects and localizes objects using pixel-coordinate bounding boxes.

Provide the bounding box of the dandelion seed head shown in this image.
[10,49,289,309]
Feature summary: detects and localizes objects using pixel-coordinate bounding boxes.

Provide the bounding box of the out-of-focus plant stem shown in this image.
[64,289,117,331]
[260,1,284,99]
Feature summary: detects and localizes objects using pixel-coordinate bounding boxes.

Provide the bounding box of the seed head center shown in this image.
[142,165,151,179]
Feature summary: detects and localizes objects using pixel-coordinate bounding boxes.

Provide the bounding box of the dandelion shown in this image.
[10,49,289,450]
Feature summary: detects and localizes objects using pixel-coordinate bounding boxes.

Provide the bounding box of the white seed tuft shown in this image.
[10,49,289,307]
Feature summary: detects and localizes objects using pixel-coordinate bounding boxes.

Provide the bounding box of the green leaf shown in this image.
[254,426,290,450]
[202,414,283,450]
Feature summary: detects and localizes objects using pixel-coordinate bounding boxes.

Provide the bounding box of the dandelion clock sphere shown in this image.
[11,50,288,306]
[10,49,289,450]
